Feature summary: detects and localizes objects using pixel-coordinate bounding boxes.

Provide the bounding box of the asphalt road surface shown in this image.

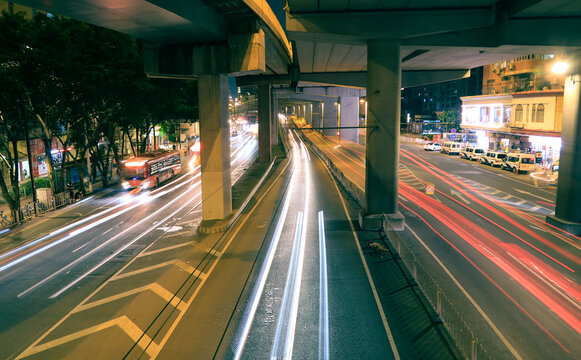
[0,133,258,359]
[303,128,580,360]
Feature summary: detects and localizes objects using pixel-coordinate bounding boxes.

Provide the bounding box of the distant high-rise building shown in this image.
[401,67,482,134]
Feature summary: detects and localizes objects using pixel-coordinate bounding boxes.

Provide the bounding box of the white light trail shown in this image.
[50,186,203,299]
[271,137,311,359]
[0,170,200,267]
[232,158,297,360]
[18,181,201,298]
[271,212,304,359]
[4,135,252,285]
[318,211,329,360]
[0,173,201,274]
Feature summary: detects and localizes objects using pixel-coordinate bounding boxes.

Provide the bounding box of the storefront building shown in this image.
[461,89,563,164]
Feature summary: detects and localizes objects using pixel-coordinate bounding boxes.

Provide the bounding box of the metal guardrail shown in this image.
[0,192,72,231]
[298,129,494,360]
[388,231,493,360]
[54,191,71,208]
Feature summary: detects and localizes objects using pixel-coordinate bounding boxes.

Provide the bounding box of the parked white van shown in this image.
[480,151,507,167]
[502,153,536,174]
[441,141,462,155]
[460,146,486,161]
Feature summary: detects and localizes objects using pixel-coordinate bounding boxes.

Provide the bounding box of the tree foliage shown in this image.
[0,12,198,212]
[437,109,461,130]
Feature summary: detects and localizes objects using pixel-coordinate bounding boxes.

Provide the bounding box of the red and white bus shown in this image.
[120,150,181,190]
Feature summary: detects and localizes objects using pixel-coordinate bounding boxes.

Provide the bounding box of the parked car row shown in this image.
[460,146,486,161]
[421,140,537,174]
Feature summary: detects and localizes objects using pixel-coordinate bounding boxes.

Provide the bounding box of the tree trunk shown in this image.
[10,137,21,222]
[28,98,57,195]
[125,127,136,157]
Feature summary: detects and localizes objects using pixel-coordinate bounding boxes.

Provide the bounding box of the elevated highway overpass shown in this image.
[11,0,581,232]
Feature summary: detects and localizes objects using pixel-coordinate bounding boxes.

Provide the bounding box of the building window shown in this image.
[504,106,511,124]
[494,106,502,123]
[515,104,523,123]
[480,107,490,123]
[536,104,544,123]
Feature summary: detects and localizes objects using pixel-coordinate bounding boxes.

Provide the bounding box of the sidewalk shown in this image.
[0,177,116,230]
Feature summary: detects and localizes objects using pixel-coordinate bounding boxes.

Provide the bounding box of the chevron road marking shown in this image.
[113,259,205,281]
[138,242,192,257]
[74,283,187,313]
[16,316,158,359]
[17,155,289,360]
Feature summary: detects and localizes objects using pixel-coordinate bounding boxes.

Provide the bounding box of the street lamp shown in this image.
[552,61,568,74]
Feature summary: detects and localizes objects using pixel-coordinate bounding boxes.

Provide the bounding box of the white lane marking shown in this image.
[318,211,330,360]
[329,170,400,359]
[495,174,556,195]
[155,226,183,232]
[406,226,523,360]
[398,195,409,202]
[528,205,543,212]
[474,168,496,175]
[529,225,549,233]
[450,190,471,205]
[71,243,89,253]
[513,188,554,203]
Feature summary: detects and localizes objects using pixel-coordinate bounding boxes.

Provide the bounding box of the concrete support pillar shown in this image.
[305,103,313,126]
[322,97,338,136]
[199,74,232,221]
[311,102,321,128]
[339,96,359,144]
[361,40,404,230]
[548,51,581,234]
[258,83,271,163]
[271,92,279,147]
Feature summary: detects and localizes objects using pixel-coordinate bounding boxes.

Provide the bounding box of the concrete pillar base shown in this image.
[546,215,581,236]
[198,215,234,234]
[359,211,405,232]
[384,212,405,232]
[359,212,384,231]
